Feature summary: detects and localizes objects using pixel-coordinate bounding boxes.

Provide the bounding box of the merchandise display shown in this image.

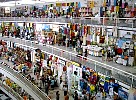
[0,21,135,67]
[0,0,135,99]
[0,0,135,18]
[0,39,136,100]
[80,65,129,100]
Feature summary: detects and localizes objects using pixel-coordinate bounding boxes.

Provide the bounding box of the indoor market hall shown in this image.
[0,0,136,100]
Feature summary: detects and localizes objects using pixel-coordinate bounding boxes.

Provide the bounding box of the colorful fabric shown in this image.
[90,85,95,92]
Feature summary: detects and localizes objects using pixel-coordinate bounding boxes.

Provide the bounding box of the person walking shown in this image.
[102,48,105,61]
[56,91,60,100]
[33,65,37,75]
[45,83,49,95]
[63,85,68,96]
[41,75,45,87]
[74,91,78,100]
[38,78,42,89]
[51,77,55,90]
[84,49,88,57]
[65,94,69,100]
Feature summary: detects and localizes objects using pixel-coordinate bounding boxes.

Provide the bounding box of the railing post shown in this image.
[70,54,71,60]
[111,67,113,78]
[91,18,92,25]
[132,19,134,30]
[52,48,53,54]
[47,17,49,22]
[131,76,134,88]
[84,18,86,24]
[55,17,56,22]
[95,62,96,71]
[103,17,104,26]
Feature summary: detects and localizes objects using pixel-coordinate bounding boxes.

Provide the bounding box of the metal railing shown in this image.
[0,62,51,100]
[1,36,135,88]
[0,17,135,28]
[0,80,23,100]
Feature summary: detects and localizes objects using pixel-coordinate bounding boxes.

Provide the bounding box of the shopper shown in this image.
[33,65,37,75]
[84,94,88,100]
[51,77,55,90]
[41,75,45,87]
[74,91,78,100]
[23,94,28,100]
[65,94,69,100]
[102,48,105,61]
[63,85,68,96]
[45,83,49,95]
[88,93,91,100]
[84,49,88,57]
[45,75,49,84]
[56,91,60,100]
[38,78,42,89]
[107,50,111,61]
[95,91,102,100]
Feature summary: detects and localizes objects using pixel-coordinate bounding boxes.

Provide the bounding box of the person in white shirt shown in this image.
[106,95,113,100]
[109,87,114,99]
[95,92,102,100]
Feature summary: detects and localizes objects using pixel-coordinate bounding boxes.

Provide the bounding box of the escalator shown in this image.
[0,80,23,100]
[0,63,50,100]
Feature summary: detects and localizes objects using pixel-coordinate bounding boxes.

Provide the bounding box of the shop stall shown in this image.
[70,62,82,95]
[80,64,131,100]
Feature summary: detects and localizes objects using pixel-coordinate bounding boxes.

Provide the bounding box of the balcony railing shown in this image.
[0,36,136,88]
[0,17,135,28]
